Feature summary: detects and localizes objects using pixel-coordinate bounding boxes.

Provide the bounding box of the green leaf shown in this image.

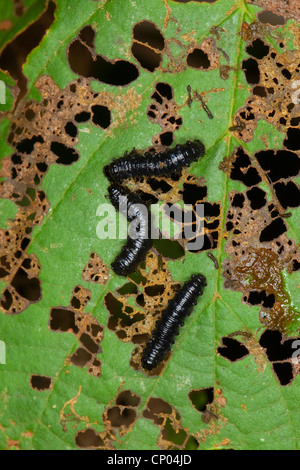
[0,0,299,451]
[0,0,48,53]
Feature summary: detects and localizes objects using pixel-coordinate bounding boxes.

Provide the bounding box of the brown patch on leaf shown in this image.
[13,0,25,17]
[0,71,141,316]
[62,386,116,449]
[213,437,231,449]
[222,148,299,332]
[103,389,141,437]
[143,397,199,450]
[60,385,89,432]
[232,34,300,143]
[82,252,109,284]
[49,285,104,377]
[104,251,179,374]
[239,21,269,42]
[187,38,220,71]
[0,20,13,31]
[259,329,300,386]
[246,0,300,22]
[147,82,183,147]
[7,439,20,450]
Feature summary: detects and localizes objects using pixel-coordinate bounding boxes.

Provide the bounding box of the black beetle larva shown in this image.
[141,273,207,371]
[107,184,152,276]
[104,140,205,182]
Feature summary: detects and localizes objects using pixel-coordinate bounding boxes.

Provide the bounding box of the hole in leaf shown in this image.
[49,307,78,333]
[106,406,137,428]
[91,105,111,129]
[284,128,300,151]
[70,347,92,367]
[188,387,214,412]
[132,20,165,50]
[75,429,104,449]
[30,374,53,391]
[217,337,249,362]
[272,362,294,386]
[259,218,287,242]
[50,141,79,165]
[257,11,285,25]
[11,268,41,301]
[153,239,185,259]
[68,33,139,86]
[116,390,141,407]
[242,58,260,84]
[16,135,44,154]
[246,39,269,60]
[255,150,300,182]
[187,48,210,69]
[259,329,296,362]
[273,181,300,209]
[246,187,267,210]
[65,121,78,137]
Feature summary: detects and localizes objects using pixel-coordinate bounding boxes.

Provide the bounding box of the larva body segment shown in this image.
[141,273,207,371]
[107,184,152,276]
[104,140,205,182]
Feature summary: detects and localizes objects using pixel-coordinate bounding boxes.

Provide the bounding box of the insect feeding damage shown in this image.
[75,388,141,449]
[223,26,300,335]
[214,22,300,409]
[49,285,104,377]
[1,1,299,452]
[0,74,116,316]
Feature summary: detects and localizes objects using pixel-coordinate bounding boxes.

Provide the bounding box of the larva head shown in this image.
[107,182,129,200]
[141,341,162,371]
[141,354,155,371]
[191,273,207,289]
[103,160,122,182]
[107,183,121,204]
[190,139,205,158]
[103,164,113,181]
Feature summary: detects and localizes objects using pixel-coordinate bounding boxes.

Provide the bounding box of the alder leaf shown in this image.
[0,0,299,450]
